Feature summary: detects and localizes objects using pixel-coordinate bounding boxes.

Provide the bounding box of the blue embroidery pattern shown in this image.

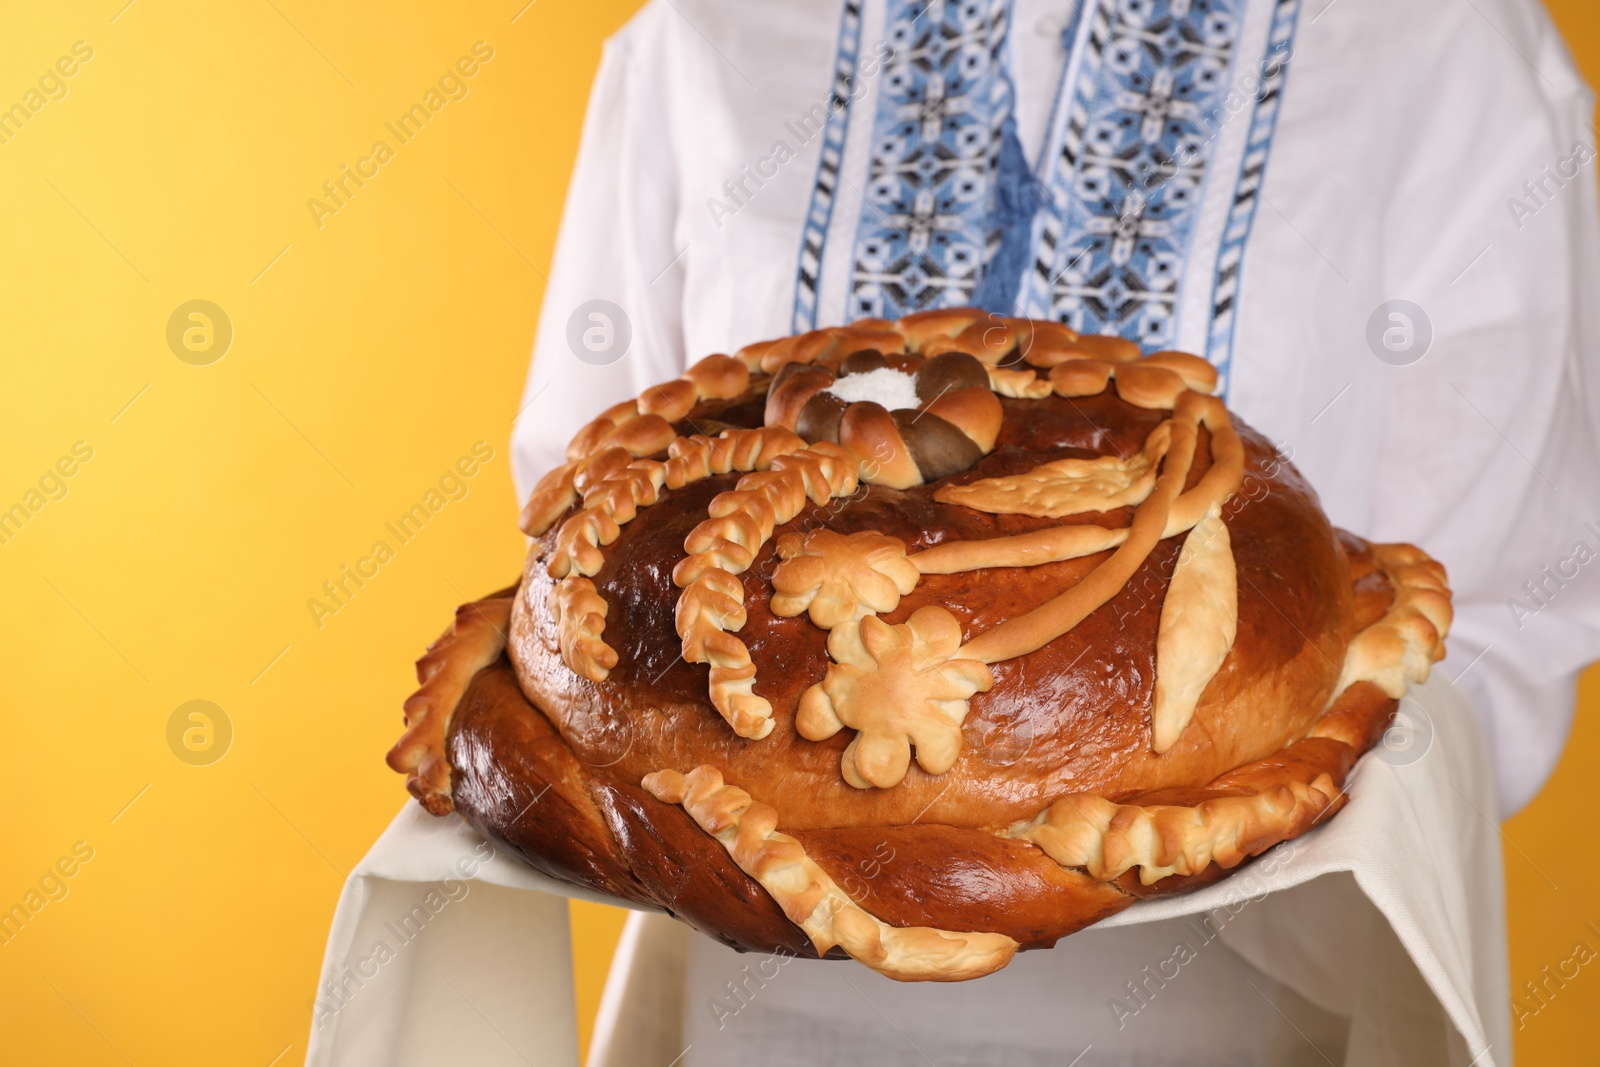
[1205,0,1301,394]
[793,0,867,332]
[793,0,1302,395]
[843,0,1014,322]
[1024,0,1245,352]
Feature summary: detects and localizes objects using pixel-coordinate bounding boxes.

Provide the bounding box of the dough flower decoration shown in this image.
[796,606,994,789]
[765,348,1003,488]
[770,530,919,630]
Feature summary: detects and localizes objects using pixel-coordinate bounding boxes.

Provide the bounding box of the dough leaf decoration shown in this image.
[1151,505,1238,753]
[935,452,1155,518]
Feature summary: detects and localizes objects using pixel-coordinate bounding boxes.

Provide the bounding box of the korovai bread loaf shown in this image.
[388,310,1452,981]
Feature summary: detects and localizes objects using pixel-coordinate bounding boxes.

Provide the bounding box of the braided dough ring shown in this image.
[765,348,1004,488]
[390,312,1452,983]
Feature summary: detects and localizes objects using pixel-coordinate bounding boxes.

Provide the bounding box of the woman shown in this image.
[513,0,1600,1062]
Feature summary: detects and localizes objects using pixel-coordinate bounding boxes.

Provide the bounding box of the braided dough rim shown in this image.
[390,527,1447,978]
[385,591,513,815]
[524,310,1218,549]
[1004,538,1452,886]
[642,765,1019,981]
[519,354,752,537]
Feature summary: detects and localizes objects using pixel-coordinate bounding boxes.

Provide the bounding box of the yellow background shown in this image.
[0,1,1594,1063]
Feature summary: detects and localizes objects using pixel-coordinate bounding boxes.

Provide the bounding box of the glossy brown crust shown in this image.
[791,824,1134,950]
[411,370,1437,960]
[443,647,1400,953]
[449,658,827,954]
[508,388,1356,832]
[448,660,649,905]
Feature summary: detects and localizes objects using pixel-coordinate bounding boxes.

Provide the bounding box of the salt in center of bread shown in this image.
[823,366,920,411]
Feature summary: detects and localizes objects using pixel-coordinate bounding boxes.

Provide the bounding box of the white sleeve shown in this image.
[511,8,688,500]
[1358,8,1600,815]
